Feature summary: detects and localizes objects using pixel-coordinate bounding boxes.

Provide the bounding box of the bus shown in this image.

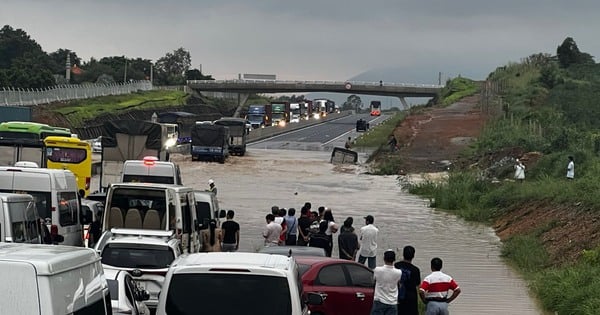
[44,136,92,197]
[370,100,382,116]
[0,121,71,140]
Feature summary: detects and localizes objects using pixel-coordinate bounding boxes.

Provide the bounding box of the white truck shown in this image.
[99,120,174,192]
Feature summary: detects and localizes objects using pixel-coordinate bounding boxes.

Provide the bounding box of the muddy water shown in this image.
[132,149,543,314]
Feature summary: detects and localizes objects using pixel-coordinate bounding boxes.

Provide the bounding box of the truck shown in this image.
[270,101,291,126]
[246,104,271,128]
[190,124,230,163]
[290,103,301,123]
[301,100,313,120]
[214,117,248,156]
[99,120,171,192]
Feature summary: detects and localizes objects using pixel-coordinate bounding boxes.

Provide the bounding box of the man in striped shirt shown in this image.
[419,257,461,315]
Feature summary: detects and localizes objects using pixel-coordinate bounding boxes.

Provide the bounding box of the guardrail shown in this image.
[1,81,153,106]
[188,79,443,89]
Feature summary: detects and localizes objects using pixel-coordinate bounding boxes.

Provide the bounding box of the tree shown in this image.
[557,37,595,68]
[48,49,82,75]
[154,47,192,85]
[186,68,213,80]
[0,25,45,69]
[342,95,363,111]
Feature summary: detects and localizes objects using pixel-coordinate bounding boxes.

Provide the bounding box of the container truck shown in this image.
[270,102,291,126]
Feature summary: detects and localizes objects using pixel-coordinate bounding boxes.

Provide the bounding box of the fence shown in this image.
[0,81,153,106]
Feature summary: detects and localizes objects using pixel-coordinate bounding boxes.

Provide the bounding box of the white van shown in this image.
[155,252,323,315]
[0,166,86,246]
[0,193,42,244]
[101,183,200,253]
[0,243,111,314]
[121,157,182,185]
[194,190,226,231]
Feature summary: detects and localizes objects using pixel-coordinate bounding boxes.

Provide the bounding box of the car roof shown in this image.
[294,256,352,266]
[258,246,326,257]
[172,252,293,271]
[110,182,192,192]
[0,243,99,276]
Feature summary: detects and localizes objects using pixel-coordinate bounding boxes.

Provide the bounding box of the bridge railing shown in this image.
[1,80,153,106]
[188,79,443,89]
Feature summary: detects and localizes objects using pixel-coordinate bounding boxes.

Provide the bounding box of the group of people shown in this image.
[371,246,461,315]
[513,155,576,182]
[198,209,240,252]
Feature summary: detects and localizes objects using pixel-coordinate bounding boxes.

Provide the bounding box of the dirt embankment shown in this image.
[394,94,600,265]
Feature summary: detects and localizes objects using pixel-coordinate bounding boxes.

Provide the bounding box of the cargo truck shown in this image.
[246,104,271,128]
[190,124,230,163]
[214,117,248,156]
[270,102,291,126]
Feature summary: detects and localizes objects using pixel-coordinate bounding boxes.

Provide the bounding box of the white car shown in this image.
[104,268,151,315]
[98,228,182,311]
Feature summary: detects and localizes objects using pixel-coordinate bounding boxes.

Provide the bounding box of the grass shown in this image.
[354,113,405,148]
[51,90,190,127]
[440,77,480,106]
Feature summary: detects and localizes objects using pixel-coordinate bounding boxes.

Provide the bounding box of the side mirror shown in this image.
[218,210,226,218]
[305,292,324,305]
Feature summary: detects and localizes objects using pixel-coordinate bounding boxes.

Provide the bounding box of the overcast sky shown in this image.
[2,0,598,84]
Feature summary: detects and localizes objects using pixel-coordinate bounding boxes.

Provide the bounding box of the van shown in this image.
[121,157,182,185]
[0,243,111,314]
[0,193,42,244]
[194,190,225,231]
[155,252,323,315]
[101,182,200,253]
[0,166,87,246]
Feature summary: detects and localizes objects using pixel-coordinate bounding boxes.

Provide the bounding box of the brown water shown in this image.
[100,148,544,314]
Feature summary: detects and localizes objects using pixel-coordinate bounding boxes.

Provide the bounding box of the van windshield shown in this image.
[101,244,175,269]
[7,200,41,243]
[165,273,292,315]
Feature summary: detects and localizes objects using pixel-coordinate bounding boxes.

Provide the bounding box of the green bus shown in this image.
[0,121,71,140]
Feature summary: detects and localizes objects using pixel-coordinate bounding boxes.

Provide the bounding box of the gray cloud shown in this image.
[1,0,597,82]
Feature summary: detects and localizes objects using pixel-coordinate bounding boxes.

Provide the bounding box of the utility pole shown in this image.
[123,59,128,83]
[150,64,153,84]
[65,52,71,83]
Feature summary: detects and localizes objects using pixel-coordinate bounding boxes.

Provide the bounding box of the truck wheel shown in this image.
[240,151,245,157]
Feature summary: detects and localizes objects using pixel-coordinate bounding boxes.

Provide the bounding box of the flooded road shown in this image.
[170,148,543,314]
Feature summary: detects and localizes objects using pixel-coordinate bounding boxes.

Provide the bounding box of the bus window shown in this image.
[46,147,87,163]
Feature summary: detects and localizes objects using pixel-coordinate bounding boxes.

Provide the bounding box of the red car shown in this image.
[295,256,375,315]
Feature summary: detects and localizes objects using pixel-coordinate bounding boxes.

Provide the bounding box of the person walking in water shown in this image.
[566,156,575,180]
[419,257,461,315]
[345,137,353,149]
[514,159,525,182]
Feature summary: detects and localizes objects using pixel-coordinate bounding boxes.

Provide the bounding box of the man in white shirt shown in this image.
[371,250,403,315]
[358,215,379,269]
[263,214,282,247]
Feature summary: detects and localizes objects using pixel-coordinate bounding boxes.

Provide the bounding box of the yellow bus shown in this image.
[44,136,92,197]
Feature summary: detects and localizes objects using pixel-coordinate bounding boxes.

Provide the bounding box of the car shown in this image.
[81,198,104,247]
[259,245,327,257]
[97,228,182,311]
[92,137,102,153]
[356,119,369,132]
[295,256,375,315]
[155,252,323,315]
[104,268,151,315]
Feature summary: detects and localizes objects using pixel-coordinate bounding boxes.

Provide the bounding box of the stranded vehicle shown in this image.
[356,118,370,132]
[213,117,248,156]
[190,123,229,163]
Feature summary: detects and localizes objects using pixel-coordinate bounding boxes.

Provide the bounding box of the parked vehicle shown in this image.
[0,167,87,246]
[259,245,326,257]
[193,190,226,232]
[0,192,42,244]
[100,182,201,253]
[295,256,375,315]
[0,243,112,314]
[81,198,104,247]
[214,117,248,156]
[92,137,102,153]
[190,124,229,163]
[121,156,182,185]
[155,252,323,315]
[104,268,151,315]
[99,228,181,311]
[100,120,172,191]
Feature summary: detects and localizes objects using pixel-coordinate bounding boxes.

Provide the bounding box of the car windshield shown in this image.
[101,244,175,269]
[165,273,291,315]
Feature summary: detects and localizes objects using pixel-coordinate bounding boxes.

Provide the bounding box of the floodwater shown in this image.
[171,148,543,314]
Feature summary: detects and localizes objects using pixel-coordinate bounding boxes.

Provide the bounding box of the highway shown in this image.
[248,113,387,151]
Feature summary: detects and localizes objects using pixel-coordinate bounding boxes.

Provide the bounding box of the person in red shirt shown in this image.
[419,257,461,314]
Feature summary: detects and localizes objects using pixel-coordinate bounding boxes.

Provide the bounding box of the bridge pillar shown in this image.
[233,93,249,118]
[399,97,410,110]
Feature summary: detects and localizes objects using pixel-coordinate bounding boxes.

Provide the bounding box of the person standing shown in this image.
[567,156,575,180]
[297,206,312,246]
[263,214,282,247]
[394,246,421,315]
[201,219,222,252]
[514,159,525,182]
[322,209,338,257]
[345,137,353,149]
[371,250,403,315]
[338,217,359,260]
[419,257,461,315]
[358,215,379,269]
[208,179,217,195]
[221,210,240,252]
[309,221,330,254]
[284,208,298,245]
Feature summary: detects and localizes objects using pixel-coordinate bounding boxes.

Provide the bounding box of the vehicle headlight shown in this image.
[165,138,177,148]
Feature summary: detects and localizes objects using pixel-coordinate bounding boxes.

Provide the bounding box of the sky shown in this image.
[1,0,598,85]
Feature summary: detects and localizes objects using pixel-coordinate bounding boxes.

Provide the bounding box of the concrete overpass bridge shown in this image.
[187,79,443,116]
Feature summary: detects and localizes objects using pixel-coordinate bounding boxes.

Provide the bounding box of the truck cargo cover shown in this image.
[191,125,228,146]
[101,120,162,150]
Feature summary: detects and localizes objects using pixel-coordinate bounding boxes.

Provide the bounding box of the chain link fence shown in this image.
[0,81,153,106]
